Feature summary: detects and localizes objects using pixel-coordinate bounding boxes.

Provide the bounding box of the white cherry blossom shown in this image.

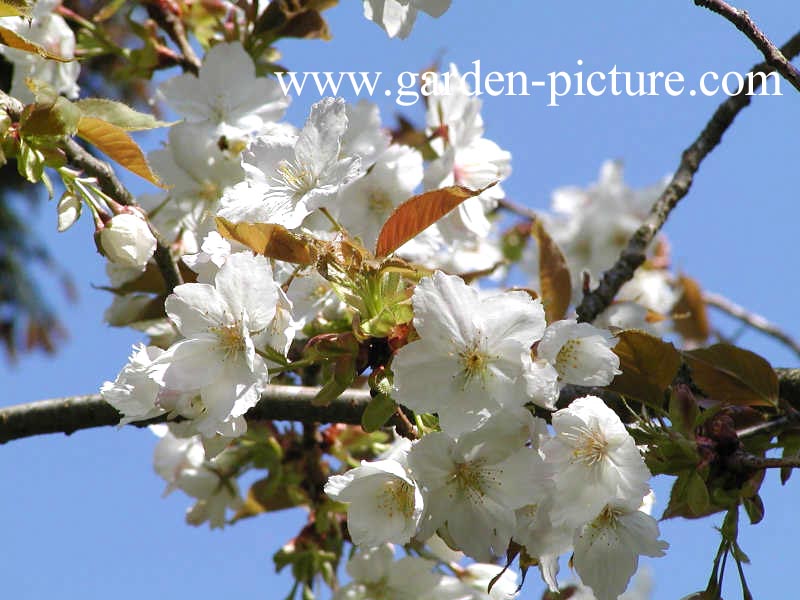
[334,544,445,600]
[541,396,652,529]
[147,252,280,437]
[336,144,423,247]
[573,501,667,600]
[537,320,621,388]
[392,271,547,435]
[151,426,243,528]
[0,0,80,103]
[362,0,452,39]
[218,98,360,229]
[325,457,423,547]
[342,100,391,169]
[424,64,511,242]
[101,344,166,424]
[408,410,550,562]
[159,41,289,141]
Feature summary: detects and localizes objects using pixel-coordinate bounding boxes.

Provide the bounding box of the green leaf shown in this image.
[721,505,739,541]
[361,392,396,432]
[669,385,699,437]
[93,0,127,22]
[684,344,779,407]
[742,494,764,525]
[779,431,800,485]
[359,301,413,338]
[20,97,81,139]
[233,471,309,522]
[686,471,711,516]
[313,356,356,406]
[75,99,173,131]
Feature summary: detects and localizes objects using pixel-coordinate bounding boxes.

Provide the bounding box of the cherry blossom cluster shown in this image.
[325,272,667,600]
[91,35,673,600]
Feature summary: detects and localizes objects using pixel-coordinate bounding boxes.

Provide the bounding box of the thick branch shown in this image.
[2,376,798,445]
[0,386,374,444]
[694,0,800,94]
[575,30,800,323]
[704,291,800,359]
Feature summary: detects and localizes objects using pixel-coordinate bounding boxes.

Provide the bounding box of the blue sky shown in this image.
[2,2,800,598]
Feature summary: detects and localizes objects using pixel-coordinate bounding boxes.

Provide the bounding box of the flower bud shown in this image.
[56,192,81,232]
[99,213,157,270]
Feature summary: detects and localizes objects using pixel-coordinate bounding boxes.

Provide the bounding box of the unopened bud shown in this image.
[98,213,157,270]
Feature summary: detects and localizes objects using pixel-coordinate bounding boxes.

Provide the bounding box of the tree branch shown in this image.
[704,291,800,360]
[726,451,800,471]
[145,0,202,75]
[0,386,374,444]
[496,197,539,222]
[63,139,136,206]
[3,375,800,445]
[575,30,800,323]
[694,0,800,94]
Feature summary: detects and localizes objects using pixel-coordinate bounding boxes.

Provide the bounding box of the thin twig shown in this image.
[575,30,800,323]
[694,0,800,94]
[145,0,202,75]
[63,139,136,206]
[496,197,538,222]
[392,406,418,440]
[727,451,800,470]
[704,291,800,360]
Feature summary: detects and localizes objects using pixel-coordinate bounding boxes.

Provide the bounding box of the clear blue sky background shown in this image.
[2,2,800,598]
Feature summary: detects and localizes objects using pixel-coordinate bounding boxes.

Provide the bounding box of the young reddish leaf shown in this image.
[0,25,73,61]
[215,217,314,265]
[684,344,779,407]
[532,220,572,324]
[673,274,711,343]
[76,116,163,186]
[608,329,681,407]
[375,184,493,257]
